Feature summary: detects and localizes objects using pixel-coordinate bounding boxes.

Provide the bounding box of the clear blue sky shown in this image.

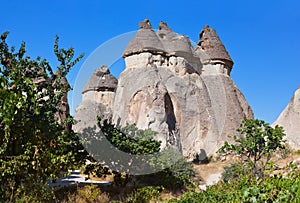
[1,0,300,124]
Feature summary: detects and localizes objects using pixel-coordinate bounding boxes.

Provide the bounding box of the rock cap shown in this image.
[157,21,194,58]
[196,25,233,69]
[82,65,118,94]
[123,19,165,57]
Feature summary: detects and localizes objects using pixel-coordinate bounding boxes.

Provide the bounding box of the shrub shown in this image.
[221,162,247,183]
[77,184,109,203]
[218,118,286,178]
[126,186,163,203]
[58,184,110,203]
[170,172,300,203]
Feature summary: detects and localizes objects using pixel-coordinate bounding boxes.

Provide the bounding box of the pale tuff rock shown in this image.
[74,19,253,160]
[113,65,215,156]
[273,87,300,149]
[73,100,111,134]
[81,65,117,108]
[73,66,118,134]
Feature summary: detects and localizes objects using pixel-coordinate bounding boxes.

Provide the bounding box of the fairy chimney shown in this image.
[195,25,233,75]
[82,65,118,108]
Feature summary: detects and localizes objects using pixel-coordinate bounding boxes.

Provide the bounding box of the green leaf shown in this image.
[16,101,22,109]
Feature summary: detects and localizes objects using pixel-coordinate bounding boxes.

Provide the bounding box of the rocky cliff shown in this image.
[273,87,300,149]
[74,20,253,160]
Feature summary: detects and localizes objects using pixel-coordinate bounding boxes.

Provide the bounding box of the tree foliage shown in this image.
[83,118,162,184]
[100,117,161,155]
[219,118,286,178]
[83,118,195,189]
[0,32,84,201]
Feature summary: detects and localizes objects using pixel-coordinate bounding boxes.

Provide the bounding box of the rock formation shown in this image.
[73,65,118,133]
[74,19,253,160]
[195,25,253,158]
[273,87,300,149]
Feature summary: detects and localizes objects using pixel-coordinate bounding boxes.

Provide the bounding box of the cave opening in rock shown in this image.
[164,93,178,146]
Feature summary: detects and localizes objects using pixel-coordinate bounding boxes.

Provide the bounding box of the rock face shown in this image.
[195,26,253,156]
[73,66,118,133]
[273,87,300,149]
[113,20,253,160]
[74,19,253,160]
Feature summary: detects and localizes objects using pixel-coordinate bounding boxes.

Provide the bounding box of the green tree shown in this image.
[0,32,84,201]
[219,118,286,178]
[83,117,194,189]
[82,118,162,185]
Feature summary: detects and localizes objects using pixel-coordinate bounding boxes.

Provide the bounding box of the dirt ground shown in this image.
[193,150,300,184]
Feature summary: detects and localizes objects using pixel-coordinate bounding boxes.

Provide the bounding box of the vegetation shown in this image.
[218,118,286,178]
[170,171,300,203]
[125,186,164,203]
[60,184,110,203]
[170,118,296,203]
[83,117,195,189]
[100,117,161,155]
[0,32,85,201]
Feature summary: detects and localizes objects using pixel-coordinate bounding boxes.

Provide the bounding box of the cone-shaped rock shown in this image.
[114,21,253,160]
[123,19,165,57]
[273,87,300,149]
[195,25,233,72]
[82,65,118,94]
[195,25,253,146]
[73,66,118,134]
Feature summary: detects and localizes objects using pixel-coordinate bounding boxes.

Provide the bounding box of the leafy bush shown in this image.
[57,184,109,203]
[219,118,286,178]
[125,186,163,203]
[221,162,247,183]
[170,172,300,203]
[84,118,195,189]
[99,118,161,155]
[166,157,195,187]
[76,184,109,203]
[82,118,162,186]
[0,32,84,201]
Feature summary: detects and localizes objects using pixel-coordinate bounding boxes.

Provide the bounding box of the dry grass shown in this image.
[193,157,235,183]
